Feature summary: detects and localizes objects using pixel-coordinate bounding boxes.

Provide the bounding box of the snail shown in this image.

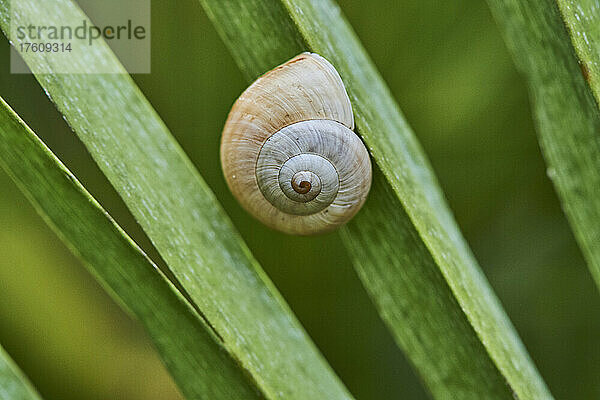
[221,52,372,235]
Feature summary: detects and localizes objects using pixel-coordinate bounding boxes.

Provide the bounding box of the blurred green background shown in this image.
[1,0,599,399]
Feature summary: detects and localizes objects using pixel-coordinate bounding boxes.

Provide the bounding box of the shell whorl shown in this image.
[221,53,372,235]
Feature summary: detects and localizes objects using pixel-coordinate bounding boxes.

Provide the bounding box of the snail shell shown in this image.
[221,52,372,235]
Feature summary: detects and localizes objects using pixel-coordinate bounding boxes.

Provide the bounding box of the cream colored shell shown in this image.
[221,52,372,235]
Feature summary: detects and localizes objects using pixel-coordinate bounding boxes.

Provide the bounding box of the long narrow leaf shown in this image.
[486,0,600,290]
[0,97,261,399]
[0,345,42,400]
[199,1,553,399]
[558,0,600,103]
[0,1,352,399]
[547,0,600,286]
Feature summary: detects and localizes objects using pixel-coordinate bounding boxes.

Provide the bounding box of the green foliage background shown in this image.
[0,0,598,399]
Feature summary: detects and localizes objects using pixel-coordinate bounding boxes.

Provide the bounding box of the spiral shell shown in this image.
[221,52,372,235]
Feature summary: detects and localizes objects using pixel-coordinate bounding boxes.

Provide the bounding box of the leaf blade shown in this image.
[0,96,262,399]
[485,0,600,289]
[557,0,600,103]
[0,345,42,400]
[550,0,600,287]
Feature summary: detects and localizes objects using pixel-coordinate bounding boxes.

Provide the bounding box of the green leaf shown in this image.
[0,1,351,399]
[558,0,600,103]
[0,344,42,400]
[485,0,600,288]
[552,0,600,286]
[0,96,261,399]
[199,0,553,399]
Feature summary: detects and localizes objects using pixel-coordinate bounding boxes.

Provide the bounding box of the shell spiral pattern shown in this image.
[221,53,372,235]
